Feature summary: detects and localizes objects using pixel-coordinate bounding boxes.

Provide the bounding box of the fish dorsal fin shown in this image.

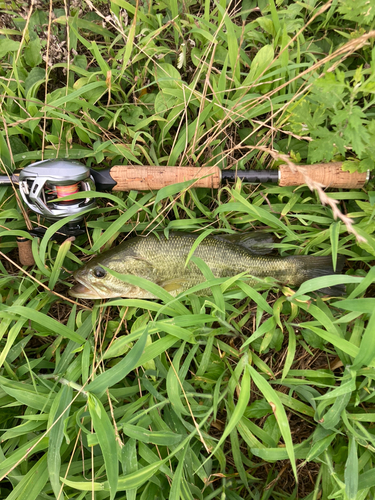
[214,231,276,255]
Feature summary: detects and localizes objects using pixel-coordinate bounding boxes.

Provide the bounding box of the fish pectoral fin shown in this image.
[160,278,186,295]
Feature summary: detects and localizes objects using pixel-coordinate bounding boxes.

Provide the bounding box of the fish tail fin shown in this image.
[293,254,346,295]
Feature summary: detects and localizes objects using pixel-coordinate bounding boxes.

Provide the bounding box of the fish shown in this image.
[69,231,345,299]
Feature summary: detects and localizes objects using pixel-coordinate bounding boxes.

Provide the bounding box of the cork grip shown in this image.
[110,165,222,191]
[279,162,368,189]
[17,237,35,266]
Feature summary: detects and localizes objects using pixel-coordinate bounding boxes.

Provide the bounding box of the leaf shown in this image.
[41,81,107,111]
[282,323,296,380]
[248,365,297,480]
[90,192,153,252]
[332,105,370,157]
[88,394,118,500]
[121,5,137,71]
[292,275,362,299]
[338,0,375,24]
[48,385,73,498]
[251,441,309,461]
[155,63,182,90]
[24,37,43,67]
[166,342,189,417]
[48,238,73,290]
[87,326,149,394]
[345,435,358,500]
[236,281,273,314]
[332,298,375,314]
[169,445,188,500]
[221,8,241,82]
[61,460,167,492]
[89,41,110,76]
[100,270,193,319]
[329,221,340,271]
[0,306,85,344]
[122,424,183,446]
[358,468,375,490]
[219,191,296,239]
[241,317,276,348]
[4,456,49,500]
[206,361,251,460]
[352,309,375,369]
[300,325,359,358]
[109,0,149,22]
[305,433,335,462]
[0,437,49,477]
[308,128,346,163]
[0,38,20,58]
[154,91,178,115]
[247,45,274,84]
[24,67,45,97]
[318,392,351,430]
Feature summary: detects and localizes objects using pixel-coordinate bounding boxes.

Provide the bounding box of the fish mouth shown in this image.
[69,276,106,299]
[69,283,103,299]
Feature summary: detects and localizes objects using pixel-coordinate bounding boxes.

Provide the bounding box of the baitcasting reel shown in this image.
[1,159,97,238]
[15,159,96,222]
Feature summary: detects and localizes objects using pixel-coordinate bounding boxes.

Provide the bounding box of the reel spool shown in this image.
[45,182,80,204]
[18,159,96,222]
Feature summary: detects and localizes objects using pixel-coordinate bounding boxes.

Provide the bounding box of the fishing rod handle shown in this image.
[278,162,368,189]
[105,166,278,190]
[17,237,35,266]
[94,163,368,191]
[109,165,222,190]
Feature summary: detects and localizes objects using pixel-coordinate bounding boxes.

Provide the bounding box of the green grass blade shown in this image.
[0,437,49,477]
[282,323,296,381]
[300,325,359,358]
[89,193,153,252]
[332,298,375,314]
[41,81,107,111]
[48,237,73,290]
[352,309,375,369]
[47,385,73,498]
[88,394,119,500]
[87,326,149,395]
[248,365,297,480]
[169,444,188,500]
[292,275,363,299]
[122,425,183,446]
[345,435,358,500]
[329,221,340,271]
[0,306,84,344]
[4,455,49,500]
[202,359,250,463]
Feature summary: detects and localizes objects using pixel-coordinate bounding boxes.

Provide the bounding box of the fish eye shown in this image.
[93,266,106,278]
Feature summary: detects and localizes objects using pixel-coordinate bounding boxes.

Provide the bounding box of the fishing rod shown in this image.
[1,158,370,230]
[0,159,370,263]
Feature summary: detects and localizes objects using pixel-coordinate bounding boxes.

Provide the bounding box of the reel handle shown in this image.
[98,163,368,191]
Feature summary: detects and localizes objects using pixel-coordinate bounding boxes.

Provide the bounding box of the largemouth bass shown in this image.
[69,232,345,299]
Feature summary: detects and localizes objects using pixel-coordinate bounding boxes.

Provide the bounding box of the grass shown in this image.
[1,0,375,498]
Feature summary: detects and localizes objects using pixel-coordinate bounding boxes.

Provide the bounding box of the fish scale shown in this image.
[69,232,345,299]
